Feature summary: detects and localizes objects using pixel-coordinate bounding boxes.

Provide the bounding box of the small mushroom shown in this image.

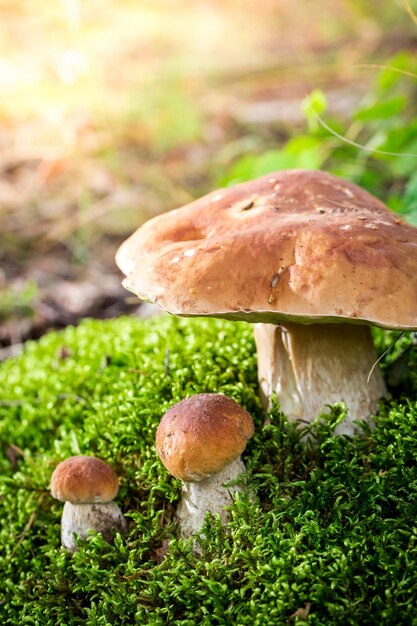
[50,455,127,551]
[156,393,254,539]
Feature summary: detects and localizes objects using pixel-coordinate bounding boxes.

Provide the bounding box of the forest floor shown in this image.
[1,0,416,358]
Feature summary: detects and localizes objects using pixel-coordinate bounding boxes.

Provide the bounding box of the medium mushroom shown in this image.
[156,393,254,538]
[116,169,417,436]
[50,455,127,551]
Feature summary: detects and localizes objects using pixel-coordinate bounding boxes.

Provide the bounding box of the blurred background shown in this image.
[1,0,417,358]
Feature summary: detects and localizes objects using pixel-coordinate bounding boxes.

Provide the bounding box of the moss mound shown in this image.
[1,316,417,625]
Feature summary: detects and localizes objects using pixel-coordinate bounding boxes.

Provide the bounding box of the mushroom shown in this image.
[116,169,417,436]
[156,393,254,539]
[50,455,127,551]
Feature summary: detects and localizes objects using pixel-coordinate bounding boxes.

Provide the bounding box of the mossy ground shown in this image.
[1,315,417,625]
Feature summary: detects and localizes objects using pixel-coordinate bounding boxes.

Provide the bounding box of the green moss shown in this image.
[1,316,417,625]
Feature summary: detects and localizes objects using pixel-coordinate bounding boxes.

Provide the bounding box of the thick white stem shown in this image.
[61,501,127,551]
[176,457,246,540]
[254,322,387,436]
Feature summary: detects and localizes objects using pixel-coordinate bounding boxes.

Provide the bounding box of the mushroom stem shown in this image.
[254,322,387,436]
[176,457,246,539]
[61,501,127,551]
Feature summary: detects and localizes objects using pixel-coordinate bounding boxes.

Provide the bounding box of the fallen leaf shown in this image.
[290,602,311,619]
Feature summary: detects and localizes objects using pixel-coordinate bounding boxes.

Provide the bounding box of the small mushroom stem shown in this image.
[61,501,127,551]
[254,322,387,436]
[176,457,246,539]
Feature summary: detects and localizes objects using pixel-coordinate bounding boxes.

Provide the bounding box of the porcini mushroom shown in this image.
[50,455,127,551]
[156,393,254,538]
[116,170,417,436]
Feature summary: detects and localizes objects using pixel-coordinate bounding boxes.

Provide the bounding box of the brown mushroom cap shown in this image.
[156,393,254,481]
[50,456,119,504]
[116,169,417,330]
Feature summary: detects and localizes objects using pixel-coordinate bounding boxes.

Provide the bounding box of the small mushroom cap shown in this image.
[156,393,254,481]
[116,169,417,330]
[50,456,119,504]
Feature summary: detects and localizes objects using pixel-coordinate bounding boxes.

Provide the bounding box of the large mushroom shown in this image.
[156,393,254,539]
[116,170,417,436]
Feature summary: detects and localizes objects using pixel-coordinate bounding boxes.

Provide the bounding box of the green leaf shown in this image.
[221,140,326,186]
[354,95,406,122]
[398,171,417,225]
[221,154,258,186]
[377,51,415,92]
[302,89,328,132]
